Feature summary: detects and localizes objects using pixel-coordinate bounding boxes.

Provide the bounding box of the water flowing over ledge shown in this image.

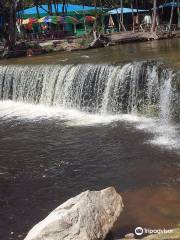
[0,61,179,150]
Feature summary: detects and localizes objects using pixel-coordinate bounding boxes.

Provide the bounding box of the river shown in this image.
[0,39,180,240]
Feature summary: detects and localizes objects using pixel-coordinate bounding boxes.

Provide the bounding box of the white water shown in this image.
[0,62,179,150]
[0,100,179,151]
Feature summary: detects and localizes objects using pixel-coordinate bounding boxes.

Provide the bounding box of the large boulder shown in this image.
[24,187,124,240]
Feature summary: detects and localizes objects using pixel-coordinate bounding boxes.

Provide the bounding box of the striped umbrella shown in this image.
[84,16,96,23]
[64,16,79,24]
[38,16,65,24]
[38,17,46,23]
[22,18,37,25]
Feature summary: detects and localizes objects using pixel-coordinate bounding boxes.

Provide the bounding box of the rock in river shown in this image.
[24,187,124,240]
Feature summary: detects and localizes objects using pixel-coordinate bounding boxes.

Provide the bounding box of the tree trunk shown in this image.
[169,0,175,31]
[62,0,67,16]
[135,0,139,18]
[93,0,97,36]
[48,0,52,15]
[8,0,17,51]
[131,0,135,32]
[83,3,87,34]
[151,0,157,32]
[33,0,40,18]
[120,0,123,31]
[116,8,121,32]
[178,0,180,28]
[53,0,58,16]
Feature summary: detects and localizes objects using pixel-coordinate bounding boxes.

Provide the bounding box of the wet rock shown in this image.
[124,233,135,239]
[24,187,124,240]
[89,38,105,48]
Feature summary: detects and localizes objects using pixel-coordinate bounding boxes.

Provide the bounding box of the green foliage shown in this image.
[2,0,166,10]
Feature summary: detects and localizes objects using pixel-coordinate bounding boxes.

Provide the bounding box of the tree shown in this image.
[169,0,175,30]
[178,0,180,28]
[151,0,157,32]
[0,0,23,53]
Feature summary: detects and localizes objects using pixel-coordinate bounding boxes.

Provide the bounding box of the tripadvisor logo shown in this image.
[135,227,144,236]
[135,226,173,236]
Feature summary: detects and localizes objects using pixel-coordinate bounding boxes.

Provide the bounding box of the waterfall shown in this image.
[0,62,179,121]
[159,70,173,123]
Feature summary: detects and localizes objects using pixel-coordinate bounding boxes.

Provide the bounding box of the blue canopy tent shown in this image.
[158,2,180,8]
[18,4,100,38]
[106,7,147,32]
[157,1,180,26]
[21,4,97,18]
[108,7,147,15]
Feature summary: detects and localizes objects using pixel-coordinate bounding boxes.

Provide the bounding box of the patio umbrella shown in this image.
[64,16,79,24]
[57,16,64,23]
[38,16,65,25]
[84,16,96,23]
[50,16,63,24]
[22,18,37,25]
[44,16,52,23]
[38,17,46,23]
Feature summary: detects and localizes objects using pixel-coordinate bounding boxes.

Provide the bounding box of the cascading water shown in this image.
[159,70,173,123]
[0,61,179,149]
[0,61,179,118]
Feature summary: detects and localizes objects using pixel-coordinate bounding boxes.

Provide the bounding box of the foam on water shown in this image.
[0,100,179,151]
[0,100,145,124]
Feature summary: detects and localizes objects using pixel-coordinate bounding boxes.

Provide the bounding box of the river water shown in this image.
[0,39,180,240]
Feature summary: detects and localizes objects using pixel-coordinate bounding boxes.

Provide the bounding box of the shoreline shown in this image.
[1,30,180,59]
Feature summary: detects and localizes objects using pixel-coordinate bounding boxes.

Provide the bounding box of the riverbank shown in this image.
[1,30,180,59]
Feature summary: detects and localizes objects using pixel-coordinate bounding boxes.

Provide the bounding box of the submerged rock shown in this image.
[24,187,123,240]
